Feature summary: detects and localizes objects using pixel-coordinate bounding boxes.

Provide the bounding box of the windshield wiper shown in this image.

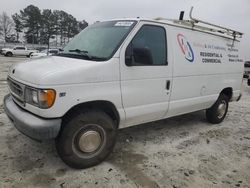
[68,49,92,59]
[58,49,107,61]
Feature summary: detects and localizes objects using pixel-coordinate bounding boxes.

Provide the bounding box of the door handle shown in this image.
[166,80,171,90]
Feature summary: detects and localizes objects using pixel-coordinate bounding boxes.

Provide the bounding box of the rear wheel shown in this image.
[27,52,33,58]
[56,110,117,169]
[206,94,229,124]
[243,74,249,79]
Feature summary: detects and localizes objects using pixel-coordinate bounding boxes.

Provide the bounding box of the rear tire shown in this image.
[206,94,229,124]
[243,74,249,79]
[56,110,117,169]
[27,52,33,58]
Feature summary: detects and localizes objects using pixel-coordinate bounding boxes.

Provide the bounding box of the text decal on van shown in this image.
[177,34,194,62]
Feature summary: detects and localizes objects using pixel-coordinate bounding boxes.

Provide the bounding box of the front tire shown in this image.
[56,110,117,169]
[206,94,229,124]
[5,52,13,57]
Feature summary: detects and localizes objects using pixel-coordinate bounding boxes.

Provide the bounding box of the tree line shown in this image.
[0,5,88,46]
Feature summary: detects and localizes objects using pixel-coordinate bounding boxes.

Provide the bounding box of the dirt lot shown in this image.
[0,56,249,188]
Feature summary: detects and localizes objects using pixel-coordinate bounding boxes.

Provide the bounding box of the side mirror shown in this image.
[125,44,153,66]
[125,44,133,66]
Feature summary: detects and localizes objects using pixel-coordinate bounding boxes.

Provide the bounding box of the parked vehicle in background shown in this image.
[35,47,47,52]
[3,8,244,169]
[1,46,38,57]
[244,61,250,78]
[30,49,60,59]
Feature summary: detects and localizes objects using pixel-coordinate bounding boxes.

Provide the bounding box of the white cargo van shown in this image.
[4,10,244,168]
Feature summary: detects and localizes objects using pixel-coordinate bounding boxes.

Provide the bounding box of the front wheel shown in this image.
[27,52,33,58]
[206,94,229,124]
[5,52,13,57]
[56,110,117,169]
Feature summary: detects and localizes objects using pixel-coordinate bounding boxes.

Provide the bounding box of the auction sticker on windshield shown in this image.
[114,21,134,27]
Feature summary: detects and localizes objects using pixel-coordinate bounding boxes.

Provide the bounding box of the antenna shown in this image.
[179,11,184,20]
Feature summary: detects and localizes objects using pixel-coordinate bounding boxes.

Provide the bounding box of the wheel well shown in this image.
[220,87,233,100]
[63,101,120,128]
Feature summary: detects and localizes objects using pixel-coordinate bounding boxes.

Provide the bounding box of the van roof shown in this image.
[106,14,243,41]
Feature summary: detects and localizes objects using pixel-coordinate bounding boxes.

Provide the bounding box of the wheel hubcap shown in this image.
[217,100,227,119]
[78,130,102,153]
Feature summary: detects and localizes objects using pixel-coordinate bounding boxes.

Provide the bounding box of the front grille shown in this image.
[7,77,25,105]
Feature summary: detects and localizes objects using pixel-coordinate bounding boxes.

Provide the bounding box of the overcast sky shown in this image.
[1,0,249,60]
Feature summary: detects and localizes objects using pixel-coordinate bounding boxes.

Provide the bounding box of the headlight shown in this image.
[25,88,56,109]
[25,88,38,106]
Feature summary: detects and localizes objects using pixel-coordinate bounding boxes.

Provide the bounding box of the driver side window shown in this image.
[125,25,167,66]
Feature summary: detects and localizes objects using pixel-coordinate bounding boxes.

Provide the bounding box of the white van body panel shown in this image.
[165,26,244,117]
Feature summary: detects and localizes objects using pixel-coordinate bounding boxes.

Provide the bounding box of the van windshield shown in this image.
[59,20,137,61]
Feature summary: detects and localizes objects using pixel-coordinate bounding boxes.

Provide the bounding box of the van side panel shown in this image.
[166,27,244,117]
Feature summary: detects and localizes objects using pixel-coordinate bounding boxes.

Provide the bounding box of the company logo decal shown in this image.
[177,34,194,62]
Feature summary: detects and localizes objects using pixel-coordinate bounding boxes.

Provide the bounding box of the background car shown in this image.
[1,46,37,57]
[244,61,250,78]
[30,48,60,58]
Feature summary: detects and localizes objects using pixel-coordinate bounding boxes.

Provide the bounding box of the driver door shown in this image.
[120,23,172,126]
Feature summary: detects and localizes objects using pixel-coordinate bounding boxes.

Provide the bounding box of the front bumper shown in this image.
[3,94,61,140]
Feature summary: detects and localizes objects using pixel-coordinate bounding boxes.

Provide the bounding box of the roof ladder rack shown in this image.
[155,7,243,39]
[188,6,243,39]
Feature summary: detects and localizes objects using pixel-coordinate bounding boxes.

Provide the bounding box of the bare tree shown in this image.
[12,13,23,42]
[0,12,14,43]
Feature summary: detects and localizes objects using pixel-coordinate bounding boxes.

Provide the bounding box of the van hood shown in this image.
[9,56,119,86]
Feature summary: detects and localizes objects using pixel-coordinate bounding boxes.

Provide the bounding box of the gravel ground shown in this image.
[0,56,249,188]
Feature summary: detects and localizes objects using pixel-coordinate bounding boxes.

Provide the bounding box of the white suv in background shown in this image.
[1,46,37,57]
